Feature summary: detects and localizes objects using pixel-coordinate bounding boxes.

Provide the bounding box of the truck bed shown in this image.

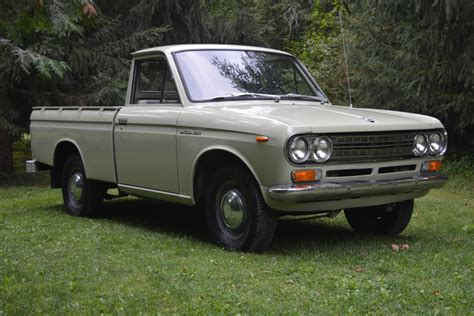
[30,106,122,183]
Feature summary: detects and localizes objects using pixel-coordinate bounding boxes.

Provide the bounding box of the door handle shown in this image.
[118,118,128,125]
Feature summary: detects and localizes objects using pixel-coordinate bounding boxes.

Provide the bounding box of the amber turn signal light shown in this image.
[291,169,322,183]
[256,135,269,142]
[421,160,442,172]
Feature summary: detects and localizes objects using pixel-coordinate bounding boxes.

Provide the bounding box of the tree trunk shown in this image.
[0,129,14,174]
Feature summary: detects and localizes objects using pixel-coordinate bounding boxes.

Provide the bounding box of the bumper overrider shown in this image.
[266,173,448,203]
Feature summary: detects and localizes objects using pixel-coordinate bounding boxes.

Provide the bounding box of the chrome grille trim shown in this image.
[310,131,418,163]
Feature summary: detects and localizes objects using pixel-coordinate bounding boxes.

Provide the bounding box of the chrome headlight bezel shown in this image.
[428,131,447,156]
[287,135,333,164]
[287,136,310,163]
[413,133,428,156]
[312,136,333,162]
[413,130,448,157]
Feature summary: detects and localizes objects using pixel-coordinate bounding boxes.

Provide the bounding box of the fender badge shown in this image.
[180,129,202,135]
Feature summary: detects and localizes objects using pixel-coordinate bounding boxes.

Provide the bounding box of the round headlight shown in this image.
[312,136,333,162]
[413,133,428,156]
[428,132,444,155]
[288,136,310,163]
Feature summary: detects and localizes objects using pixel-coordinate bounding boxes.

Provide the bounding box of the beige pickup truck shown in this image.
[28,44,448,252]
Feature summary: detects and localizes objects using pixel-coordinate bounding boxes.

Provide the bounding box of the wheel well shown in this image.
[193,150,257,204]
[50,142,80,188]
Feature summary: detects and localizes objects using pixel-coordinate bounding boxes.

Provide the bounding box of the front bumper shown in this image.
[266,173,448,203]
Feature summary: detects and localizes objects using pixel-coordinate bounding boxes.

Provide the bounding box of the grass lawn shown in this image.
[0,142,473,314]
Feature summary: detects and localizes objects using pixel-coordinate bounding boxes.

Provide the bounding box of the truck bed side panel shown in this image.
[30,107,120,183]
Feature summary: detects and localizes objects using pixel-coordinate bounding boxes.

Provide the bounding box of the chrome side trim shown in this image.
[118,184,194,206]
[266,173,448,203]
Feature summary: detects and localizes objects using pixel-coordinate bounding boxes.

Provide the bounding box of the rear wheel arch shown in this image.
[51,140,84,188]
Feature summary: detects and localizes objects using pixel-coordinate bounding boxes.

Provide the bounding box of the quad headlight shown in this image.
[288,130,447,164]
[413,133,428,156]
[413,131,447,157]
[428,132,446,155]
[288,136,310,163]
[312,136,333,162]
[288,135,333,163]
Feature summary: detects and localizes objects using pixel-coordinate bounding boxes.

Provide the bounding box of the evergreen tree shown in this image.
[0,0,206,173]
[3,0,470,174]
[348,0,474,151]
[285,0,349,105]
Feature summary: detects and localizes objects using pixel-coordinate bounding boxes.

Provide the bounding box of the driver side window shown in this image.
[132,59,179,104]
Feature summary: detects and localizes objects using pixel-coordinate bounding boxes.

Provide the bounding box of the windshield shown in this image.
[173,49,326,102]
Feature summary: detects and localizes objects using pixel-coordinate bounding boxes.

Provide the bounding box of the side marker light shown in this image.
[256,136,269,142]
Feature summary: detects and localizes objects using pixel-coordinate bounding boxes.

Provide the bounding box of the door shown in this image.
[114,57,182,193]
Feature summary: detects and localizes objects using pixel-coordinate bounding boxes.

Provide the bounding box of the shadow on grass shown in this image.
[102,198,210,242]
[271,219,415,254]
[0,172,49,187]
[49,198,210,244]
[50,197,415,253]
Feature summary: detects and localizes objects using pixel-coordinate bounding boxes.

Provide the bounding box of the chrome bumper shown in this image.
[266,173,448,203]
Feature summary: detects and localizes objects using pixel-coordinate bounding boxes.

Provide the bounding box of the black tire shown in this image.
[205,166,276,252]
[344,199,414,235]
[61,154,106,217]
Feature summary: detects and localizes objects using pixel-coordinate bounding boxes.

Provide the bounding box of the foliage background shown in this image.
[0,0,472,172]
[0,3,472,313]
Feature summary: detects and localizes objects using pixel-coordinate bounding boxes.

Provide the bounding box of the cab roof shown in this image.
[132,44,293,57]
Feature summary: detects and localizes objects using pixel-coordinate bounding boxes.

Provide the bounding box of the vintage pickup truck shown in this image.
[27,44,448,252]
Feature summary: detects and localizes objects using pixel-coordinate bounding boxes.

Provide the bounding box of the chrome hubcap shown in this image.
[68,172,84,203]
[219,189,245,231]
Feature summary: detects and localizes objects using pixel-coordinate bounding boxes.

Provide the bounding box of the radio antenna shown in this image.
[338,9,353,108]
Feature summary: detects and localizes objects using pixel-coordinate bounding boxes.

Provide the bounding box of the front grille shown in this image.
[328,131,417,163]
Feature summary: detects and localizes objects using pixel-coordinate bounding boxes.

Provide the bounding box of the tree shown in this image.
[0,0,342,173]
[0,0,75,173]
[285,1,349,105]
[348,0,474,151]
[0,0,204,173]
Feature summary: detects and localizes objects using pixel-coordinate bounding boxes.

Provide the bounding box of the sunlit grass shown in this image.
[0,173,472,314]
[1,139,472,313]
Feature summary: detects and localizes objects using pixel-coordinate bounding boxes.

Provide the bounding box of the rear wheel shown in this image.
[344,199,414,235]
[205,166,276,252]
[61,154,106,217]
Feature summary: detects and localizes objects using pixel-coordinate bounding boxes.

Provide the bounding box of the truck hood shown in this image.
[201,102,443,133]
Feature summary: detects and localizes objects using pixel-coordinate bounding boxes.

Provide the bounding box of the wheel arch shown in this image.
[191,147,262,204]
[50,139,85,188]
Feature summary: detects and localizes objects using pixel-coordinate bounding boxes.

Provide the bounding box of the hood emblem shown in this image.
[360,116,376,123]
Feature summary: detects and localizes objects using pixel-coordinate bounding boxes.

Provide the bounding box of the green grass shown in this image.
[0,141,473,314]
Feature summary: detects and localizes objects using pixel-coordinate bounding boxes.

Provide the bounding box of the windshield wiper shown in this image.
[209,92,281,102]
[209,92,327,104]
[279,93,326,103]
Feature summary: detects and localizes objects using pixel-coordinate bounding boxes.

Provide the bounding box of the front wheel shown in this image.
[205,166,276,252]
[344,199,414,235]
[61,154,106,217]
